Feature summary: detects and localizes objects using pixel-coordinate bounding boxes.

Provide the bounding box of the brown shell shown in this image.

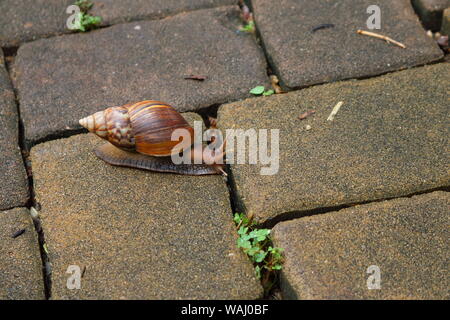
[127,101,194,157]
[79,100,194,157]
[104,104,135,150]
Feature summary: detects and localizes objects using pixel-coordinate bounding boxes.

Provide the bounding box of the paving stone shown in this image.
[13,6,268,146]
[252,0,443,89]
[218,63,450,224]
[30,129,262,299]
[0,50,29,210]
[90,0,237,26]
[0,0,237,47]
[272,191,450,299]
[0,0,71,48]
[412,0,450,31]
[0,207,45,300]
[441,7,450,35]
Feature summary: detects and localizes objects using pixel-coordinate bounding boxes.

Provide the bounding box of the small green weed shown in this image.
[239,20,255,33]
[73,0,101,32]
[234,213,284,284]
[75,0,94,12]
[262,89,275,96]
[250,86,274,96]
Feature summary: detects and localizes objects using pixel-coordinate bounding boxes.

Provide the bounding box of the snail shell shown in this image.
[79,100,221,175]
[79,100,194,156]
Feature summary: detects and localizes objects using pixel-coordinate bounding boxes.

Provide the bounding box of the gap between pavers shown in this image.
[272,191,450,299]
[0,207,45,300]
[12,5,268,148]
[0,0,237,47]
[218,63,450,225]
[30,113,262,299]
[0,49,29,210]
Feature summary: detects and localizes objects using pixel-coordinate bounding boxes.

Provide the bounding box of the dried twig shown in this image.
[327,101,343,121]
[357,29,406,49]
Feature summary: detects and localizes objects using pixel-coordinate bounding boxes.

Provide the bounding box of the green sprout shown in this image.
[239,20,255,33]
[75,0,94,11]
[234,213,284,282]
[72,0,101,32]
[250,86,275,96]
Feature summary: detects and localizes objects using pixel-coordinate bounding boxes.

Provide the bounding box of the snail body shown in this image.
[79,100,224,175]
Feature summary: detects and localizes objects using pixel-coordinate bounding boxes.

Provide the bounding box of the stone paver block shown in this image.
[0,0,237,47]
[218,63,450,224]
[0,49,29,210]
[13,6,268,146]
[90,0,237,26]
[272,191,450,299]
[412,0,450,31]
[252,0,443,89]
[0,208,45,300]
[30,130,262,299]
[441,8,450,35]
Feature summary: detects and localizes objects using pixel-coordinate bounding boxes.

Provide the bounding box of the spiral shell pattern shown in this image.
[79,100,194,157]
[79,105,135,150]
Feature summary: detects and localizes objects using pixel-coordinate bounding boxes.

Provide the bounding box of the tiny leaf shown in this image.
[237,238,251,249]
[254,251,267,263]
[237,226,248,235]
[247,246,260,256]
[250,86,265,95]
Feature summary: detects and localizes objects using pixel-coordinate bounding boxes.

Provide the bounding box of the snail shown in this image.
[79,100,226,175]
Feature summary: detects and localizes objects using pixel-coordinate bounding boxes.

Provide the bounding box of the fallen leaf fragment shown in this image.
[299,110,316,120]
[184,75,207,81]
[270,75,283,94]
